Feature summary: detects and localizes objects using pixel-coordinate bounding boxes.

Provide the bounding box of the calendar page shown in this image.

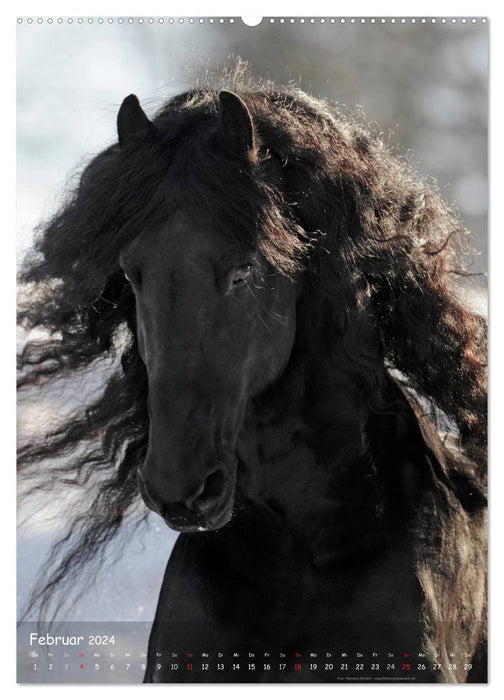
[17,15,488,684]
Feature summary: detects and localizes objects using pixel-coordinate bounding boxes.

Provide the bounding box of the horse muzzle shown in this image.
[137,463,236,532]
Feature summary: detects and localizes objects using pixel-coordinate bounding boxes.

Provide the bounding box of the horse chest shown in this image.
[146,531,432,683]
[150,527,424,644]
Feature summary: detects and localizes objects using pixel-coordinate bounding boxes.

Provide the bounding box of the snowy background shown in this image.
[17,17,488,627]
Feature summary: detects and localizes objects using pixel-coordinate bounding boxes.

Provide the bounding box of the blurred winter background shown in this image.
[17,18,488,627]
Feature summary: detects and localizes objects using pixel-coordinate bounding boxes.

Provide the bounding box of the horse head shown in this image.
[117,92,299,532]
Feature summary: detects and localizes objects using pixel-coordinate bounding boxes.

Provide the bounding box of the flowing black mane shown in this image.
[18,76,487,623]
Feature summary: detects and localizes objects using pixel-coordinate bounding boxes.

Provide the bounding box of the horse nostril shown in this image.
[189,468,226,514]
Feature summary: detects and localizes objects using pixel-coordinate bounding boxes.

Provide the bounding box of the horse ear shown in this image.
[217,91,257,160]
[117,94,154,146]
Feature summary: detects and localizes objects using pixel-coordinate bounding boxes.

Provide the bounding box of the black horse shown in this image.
[18,81,487,683]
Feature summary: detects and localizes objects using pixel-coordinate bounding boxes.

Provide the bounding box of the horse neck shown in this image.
[237,312,393,565]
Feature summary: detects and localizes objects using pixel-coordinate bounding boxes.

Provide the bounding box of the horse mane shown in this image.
[17,68,487,619]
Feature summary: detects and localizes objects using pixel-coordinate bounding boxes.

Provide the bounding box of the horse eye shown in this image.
[232,263,252,287]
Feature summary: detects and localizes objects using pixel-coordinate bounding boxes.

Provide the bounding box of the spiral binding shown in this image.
[16,17,488,25]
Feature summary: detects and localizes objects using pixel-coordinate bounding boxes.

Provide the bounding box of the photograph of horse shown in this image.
[17,76,487,682]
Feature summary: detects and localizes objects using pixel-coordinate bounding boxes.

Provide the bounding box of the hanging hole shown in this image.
[241,16,263,26]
